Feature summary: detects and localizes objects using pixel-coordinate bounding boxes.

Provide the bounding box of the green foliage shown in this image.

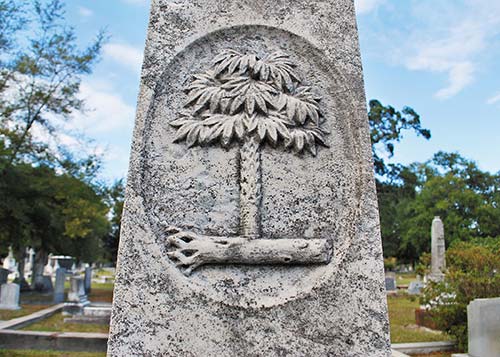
[0,159,110,262]
[398,152,500,260]
[420,240,500,351]
[0,1,109,264]
[0,0,105,168]
[368,99,430,176]
[103,180,125,263]
[384,256,397,271]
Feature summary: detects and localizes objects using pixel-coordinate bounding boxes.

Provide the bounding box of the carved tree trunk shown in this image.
[239,134,261,238]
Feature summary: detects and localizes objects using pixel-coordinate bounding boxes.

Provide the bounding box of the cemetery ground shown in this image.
[0,272,456,356]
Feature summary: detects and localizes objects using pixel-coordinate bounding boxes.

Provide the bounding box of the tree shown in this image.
[368,99,430,176]
[398,152,500,261]
[103,179,125,264]
[0,158,109,289]
[0,0,105,169]
[366,100,431,258]
[0,1,107,286]
[167,50,331,274]
[171,50,328,238]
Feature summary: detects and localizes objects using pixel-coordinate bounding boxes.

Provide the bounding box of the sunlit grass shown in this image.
[20,312,109,334]
[387,294,451,343]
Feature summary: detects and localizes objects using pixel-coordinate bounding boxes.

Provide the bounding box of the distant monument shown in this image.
[108,0,391,355]
[430,216,446,282]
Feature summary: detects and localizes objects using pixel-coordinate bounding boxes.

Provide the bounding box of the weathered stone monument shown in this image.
[0,283,20,310]
[54,268,66,303]
[385,272,397,292]
[0,268,9,286]
[430,216,446,282]
[84,267,92,294]
[109,0,391,355]
[466,297,500,357]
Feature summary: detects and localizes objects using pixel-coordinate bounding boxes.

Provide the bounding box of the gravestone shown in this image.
[67,276,88,304]
[408,281,424,295]
[467,297,500,357]
[65,276,89,315]
[84,267,92,294]
[429,216,446,282]
[385,272,397,292]
[0,268,9,285]
[0,283,20,310]
[53,268,66,303]
[108,0,391,355]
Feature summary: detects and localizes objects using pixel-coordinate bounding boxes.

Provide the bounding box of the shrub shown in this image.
[384,257,397,271]
[420,238,500,351]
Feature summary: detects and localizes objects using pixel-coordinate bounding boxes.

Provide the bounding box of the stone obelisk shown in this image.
[430,216,446,281]
[108,0,391,355]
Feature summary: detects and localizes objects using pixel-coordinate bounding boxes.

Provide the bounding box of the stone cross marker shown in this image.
[108,0,391,356]
[430,216,446,281]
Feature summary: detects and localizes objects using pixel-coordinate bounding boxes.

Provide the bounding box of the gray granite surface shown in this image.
[108,0,391,355]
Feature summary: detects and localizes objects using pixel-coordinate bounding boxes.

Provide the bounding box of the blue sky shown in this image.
[62,0,500,181]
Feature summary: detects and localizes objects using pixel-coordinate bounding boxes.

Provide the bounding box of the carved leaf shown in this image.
[279,87,321,125]
[223,77,277,115]
[201,113,246,146]
[256,52,300,90]
[173,49,328,154]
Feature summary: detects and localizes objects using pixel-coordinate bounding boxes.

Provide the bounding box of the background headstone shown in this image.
[467,297,500,357]
[430,216,446,282]
[408,281,424,295]
[0,283,20,310]
[0,268,9,286]
[53,268,66,303]
[84,267,92,294]
[109,0,391,355]
[385,272,397,292]
[67,276,88,304]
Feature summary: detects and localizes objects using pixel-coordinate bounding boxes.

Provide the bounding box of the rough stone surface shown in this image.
[109,0,390,356]
[0,283,20,310]
[430,216,445,282]
[467,297,500,357]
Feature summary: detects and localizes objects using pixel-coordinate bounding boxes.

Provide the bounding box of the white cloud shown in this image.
[69,82,135,134]
[103,43,143,73]
[78,6,93,17]
[355,0,385,15]
[366,1,500,99]
[486,92,500,105]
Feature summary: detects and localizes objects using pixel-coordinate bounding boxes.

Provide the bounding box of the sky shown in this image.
[61,0,500,182]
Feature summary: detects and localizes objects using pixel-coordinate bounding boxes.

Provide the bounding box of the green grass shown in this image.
[20,313,109,334]
[396,273,417,286]
[0,305,50,321]
[0,350,105,356]
[89,287,114,303]
[387,294,451,343]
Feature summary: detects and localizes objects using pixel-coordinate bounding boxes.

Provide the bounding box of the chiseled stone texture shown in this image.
[467,298,500,357]
[108,0,391,355]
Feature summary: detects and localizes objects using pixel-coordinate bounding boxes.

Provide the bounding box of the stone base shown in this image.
[64,316,110,325]
[63,301,90,316]
[0,304,20,310]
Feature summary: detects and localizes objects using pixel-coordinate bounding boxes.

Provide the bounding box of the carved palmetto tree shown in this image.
[167,50,331,275]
